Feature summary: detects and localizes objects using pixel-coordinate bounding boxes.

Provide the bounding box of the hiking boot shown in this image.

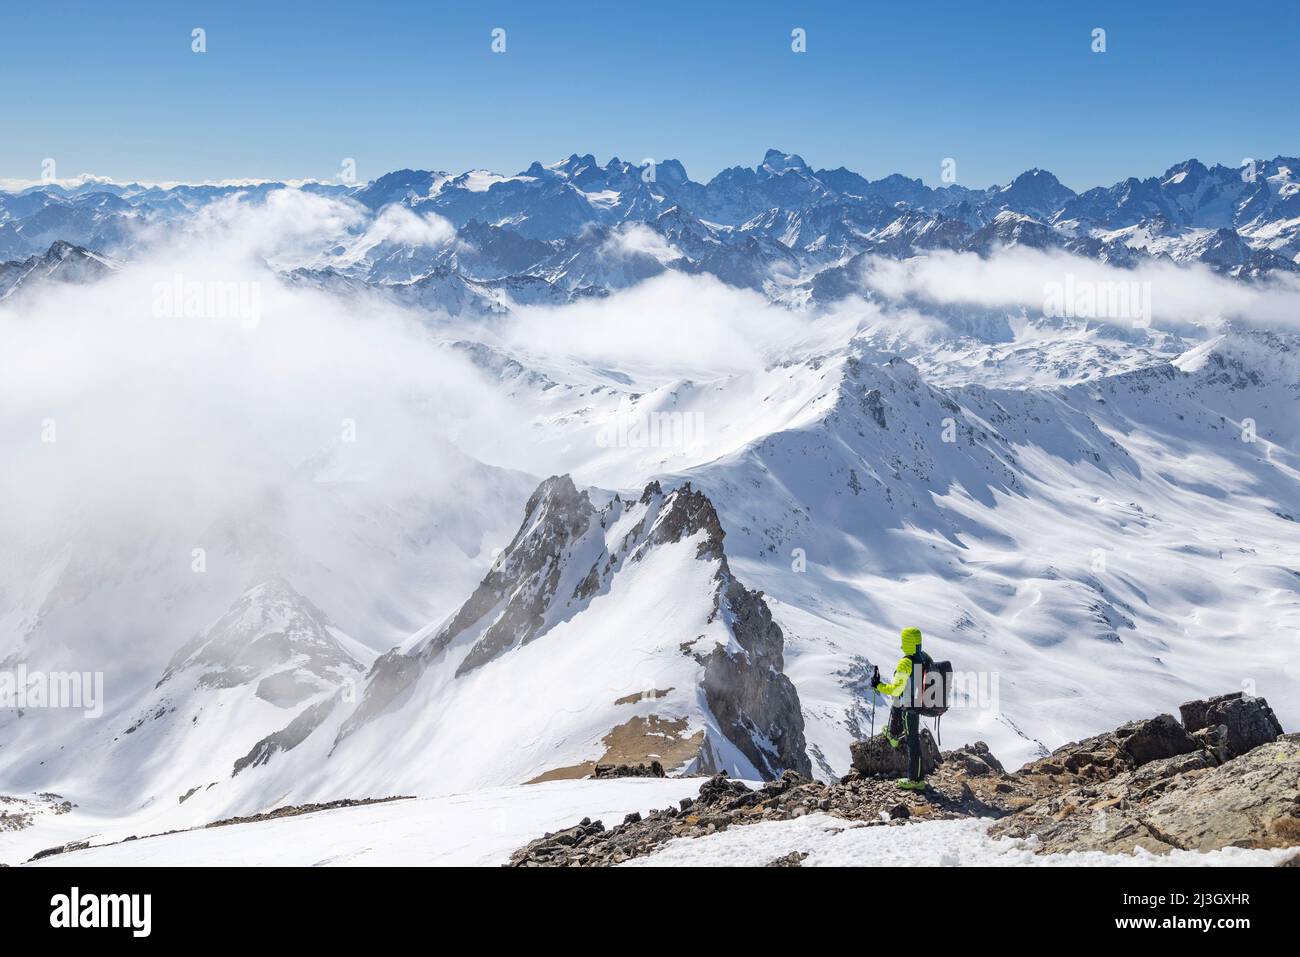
[896,778,926,791]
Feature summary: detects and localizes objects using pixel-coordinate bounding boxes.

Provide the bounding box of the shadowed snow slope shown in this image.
[657,330,1300,773]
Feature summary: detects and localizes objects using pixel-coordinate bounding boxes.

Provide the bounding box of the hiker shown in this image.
[871,626,934,791]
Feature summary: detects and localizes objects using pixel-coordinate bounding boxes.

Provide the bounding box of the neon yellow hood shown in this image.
[901,627,922,654]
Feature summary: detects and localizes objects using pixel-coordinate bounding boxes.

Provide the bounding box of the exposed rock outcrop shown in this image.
[1016,712,1201,783]
[509,692,1294,865]
[1179,691,1284,761]
[701,572,811,778]
[990,733,1300,854]
[439,475,595,675]
[234,692,341,776]
[850,730,941,777]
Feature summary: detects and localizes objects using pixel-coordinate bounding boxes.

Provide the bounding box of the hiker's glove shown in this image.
[869,666,880,688]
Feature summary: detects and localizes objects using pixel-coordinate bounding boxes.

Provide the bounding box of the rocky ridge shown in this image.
[338,475,811,780]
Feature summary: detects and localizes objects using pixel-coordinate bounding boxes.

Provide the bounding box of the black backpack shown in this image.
[919,659,952,717]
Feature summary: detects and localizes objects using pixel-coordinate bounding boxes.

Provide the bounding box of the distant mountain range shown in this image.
[3,150,1297,314]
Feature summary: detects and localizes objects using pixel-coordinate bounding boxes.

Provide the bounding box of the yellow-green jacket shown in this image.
[874,627,932,708]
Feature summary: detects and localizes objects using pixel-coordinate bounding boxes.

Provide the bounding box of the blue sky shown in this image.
[2,0,1296,190]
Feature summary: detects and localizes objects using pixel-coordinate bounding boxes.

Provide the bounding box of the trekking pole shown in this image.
[869,686,876,739]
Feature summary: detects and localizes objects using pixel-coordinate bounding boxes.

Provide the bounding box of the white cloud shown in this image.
[860,246,1300,331]
[362,204,456,248]
[598,223,681,264]
[0,202,523,676]
[178,188,367,266]
[499,271,807,373]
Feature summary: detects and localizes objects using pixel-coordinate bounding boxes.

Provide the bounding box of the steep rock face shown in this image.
[337,475,811,780]
[336,476,594,740]
[702,564,811,778]
[431,474,594,674]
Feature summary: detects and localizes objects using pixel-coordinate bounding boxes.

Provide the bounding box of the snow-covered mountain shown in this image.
[0,240,116,301]
[43,577,364,804]
[4,151,1297,317]
[328,475,810,787]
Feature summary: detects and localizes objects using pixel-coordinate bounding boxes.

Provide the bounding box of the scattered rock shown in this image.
[204,795,412,829]
[508,755,1039,867]
[0,792,73,834]
[593,761,665,779]
[29,839,90,861]
[765,851,809,867]
[943,741,1005,777]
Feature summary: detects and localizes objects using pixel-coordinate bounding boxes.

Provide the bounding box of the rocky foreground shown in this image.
[508,692,1299,866]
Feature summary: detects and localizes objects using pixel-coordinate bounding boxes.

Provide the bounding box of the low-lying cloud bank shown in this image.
[0,195,523,676]
[861,246,1300,331]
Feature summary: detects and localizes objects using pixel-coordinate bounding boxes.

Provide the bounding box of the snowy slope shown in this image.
[13,778,704,867]
[675,333,1300,772]
[625,814,1294,868]
[18,787,1291,868]
[416,322,1300,774]
[2,474,812,859]
[0,578,364,824]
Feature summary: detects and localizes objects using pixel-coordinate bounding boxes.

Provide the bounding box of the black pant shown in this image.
[889,707,923,781]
